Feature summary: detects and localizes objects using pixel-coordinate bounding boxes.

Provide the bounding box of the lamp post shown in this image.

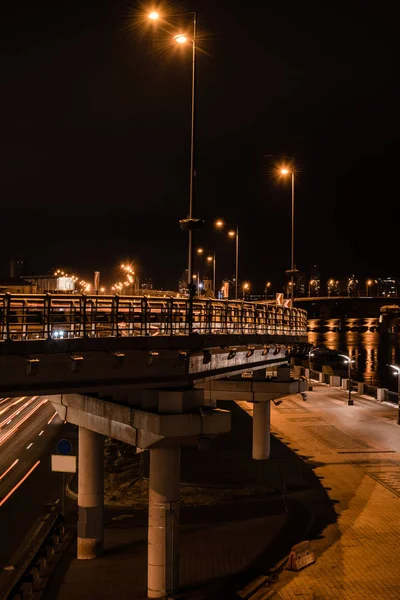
[215,220,239,300]
[339,353,354,405]
[389,364,400,425]
[265,281,271,300]
[280,166,295,306]
[242,282,250,300]
[147,10,201,320]
[366,279,372,297]
[197,248,216,295]
[308,346,322,391]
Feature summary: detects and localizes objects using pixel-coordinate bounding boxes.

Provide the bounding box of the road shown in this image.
[0,395,76,568]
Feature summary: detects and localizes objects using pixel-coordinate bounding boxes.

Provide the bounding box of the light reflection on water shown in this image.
[308,317,400,391]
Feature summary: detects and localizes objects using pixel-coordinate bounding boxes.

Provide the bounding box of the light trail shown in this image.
[0,397,38,428]
[0,396,27,416]
[0,398,10,407]
[0,459,19,482]
[0,399,48,447]
[47,412,57,425]
[0,461,41,507]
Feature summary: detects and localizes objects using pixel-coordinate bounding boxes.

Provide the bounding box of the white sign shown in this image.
[51,454,77,473]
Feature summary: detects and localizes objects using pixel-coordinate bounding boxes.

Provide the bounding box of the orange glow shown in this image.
[280,168,290,175]
[207,256,213,263]
[215,219,224,228]
[174,33,188,44]
[0,459,19,482]
[243,282,250,291]
[228,230,236,237]
[197,248,204,254]
[0,399,48,447]
[0,461,41,507]
[148,11,160,20]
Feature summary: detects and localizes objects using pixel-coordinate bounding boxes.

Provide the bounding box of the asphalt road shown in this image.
[0,395,76,568]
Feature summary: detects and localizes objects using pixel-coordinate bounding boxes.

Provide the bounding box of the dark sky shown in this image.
[2,0,399,292]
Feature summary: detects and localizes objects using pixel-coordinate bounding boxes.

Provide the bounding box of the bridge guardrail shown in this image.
[0,294,308,341]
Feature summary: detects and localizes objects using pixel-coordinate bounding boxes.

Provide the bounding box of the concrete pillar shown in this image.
[318,372,324,383]
[357,382,365,395]
[342,378,350,391]
[148,447,180,599]
[77,427,104,560]
[330,375,341,387]
[252,401,271,460]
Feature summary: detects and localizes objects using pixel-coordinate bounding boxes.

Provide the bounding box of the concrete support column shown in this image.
[77,427,104,560]
[252,401,271,460]
[148,447,181,599]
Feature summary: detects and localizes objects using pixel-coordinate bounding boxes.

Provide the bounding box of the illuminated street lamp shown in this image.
[308,346,322,391]
[215,219,239,300]
[265,281,271,299]
[339,353,355,405]
[147,9,201,319]
[242,282,250,300]
[366,279,373,297]
[389,364,400,425]
[197,248,216,294]
[280,166,296,306]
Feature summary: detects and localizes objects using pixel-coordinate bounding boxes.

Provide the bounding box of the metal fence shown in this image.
[0,294,308,341]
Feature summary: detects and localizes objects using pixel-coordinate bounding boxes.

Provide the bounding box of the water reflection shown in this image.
[308,318,400,391]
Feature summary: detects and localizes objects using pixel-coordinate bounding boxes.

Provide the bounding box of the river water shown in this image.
[308,317,400,392]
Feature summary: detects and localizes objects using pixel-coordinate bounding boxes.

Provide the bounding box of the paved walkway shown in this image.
[44,383,400,599]
[262,383,400,600]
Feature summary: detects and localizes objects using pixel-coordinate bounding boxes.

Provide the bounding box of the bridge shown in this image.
[294,295,400,319]
[2,293,308,598]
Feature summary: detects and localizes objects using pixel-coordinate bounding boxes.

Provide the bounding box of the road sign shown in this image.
[57,439,72,455]
[51,454,76,473]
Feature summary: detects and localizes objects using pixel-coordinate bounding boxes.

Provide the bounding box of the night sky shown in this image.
[2,0,399,292]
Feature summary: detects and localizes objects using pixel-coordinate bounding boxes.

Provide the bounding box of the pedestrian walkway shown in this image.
[43,383,400,600]
[261,383,400,600]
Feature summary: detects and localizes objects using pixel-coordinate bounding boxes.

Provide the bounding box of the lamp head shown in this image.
[148,11,160,20]
[174,33,188,44]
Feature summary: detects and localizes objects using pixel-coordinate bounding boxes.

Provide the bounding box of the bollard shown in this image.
[377,388,388,402]
[357,382,365,395]
[342,378,350,391]
[330,375,341,387]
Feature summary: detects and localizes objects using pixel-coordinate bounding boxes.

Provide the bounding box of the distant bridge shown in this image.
[294,295,400,319]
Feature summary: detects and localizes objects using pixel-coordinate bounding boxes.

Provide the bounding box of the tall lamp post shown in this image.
[366,279,372,297]
[308,346,322,391]
[197,248,216,295]
[339,353,354,405]
[148,10,203,312]
[389,364,400,425]
[280,166,295,305]
[215,219,239,300]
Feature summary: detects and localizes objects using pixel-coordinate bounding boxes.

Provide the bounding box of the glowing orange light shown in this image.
[280,168,290,175]
[148,11,160,20]
[174,33,188,44]
[197,248,204,254]
[228,230,236,238]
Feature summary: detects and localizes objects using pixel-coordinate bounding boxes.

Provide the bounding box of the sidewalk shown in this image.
[264,383,400,600]
[44,384,400,600]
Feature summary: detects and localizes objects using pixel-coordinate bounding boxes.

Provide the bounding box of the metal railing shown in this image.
[0,294,308,341]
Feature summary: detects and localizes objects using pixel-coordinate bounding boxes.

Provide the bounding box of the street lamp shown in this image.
[389,364,400,425]
[197,248,216,294]
[339,353,355,405]
[147,10,202,315]
[280,166,296,306]
[242,282,250,300]
[265,281,271,299]
[308,346,322,391]
[366,279,373,297]
[215,219,239,300]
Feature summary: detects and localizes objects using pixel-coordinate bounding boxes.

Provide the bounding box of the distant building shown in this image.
[296,272,307,297]
[0,278,36,294]
[377,277,397,298]
[309,265,321,296]
[10,256,26,279]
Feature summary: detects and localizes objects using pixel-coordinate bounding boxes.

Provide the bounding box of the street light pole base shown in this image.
[348,399,354,406]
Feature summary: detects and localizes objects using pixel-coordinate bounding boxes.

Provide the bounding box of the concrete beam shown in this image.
[50,393,231,450]
[196,378,307,403]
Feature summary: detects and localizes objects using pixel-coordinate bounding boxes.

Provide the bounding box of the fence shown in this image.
[0,294,308,341]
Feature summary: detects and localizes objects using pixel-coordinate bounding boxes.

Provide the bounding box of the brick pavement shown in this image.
[259,383,400,600]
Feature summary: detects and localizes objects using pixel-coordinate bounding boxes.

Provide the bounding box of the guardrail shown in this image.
[0,511,69,599]
[0,294,308,341]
